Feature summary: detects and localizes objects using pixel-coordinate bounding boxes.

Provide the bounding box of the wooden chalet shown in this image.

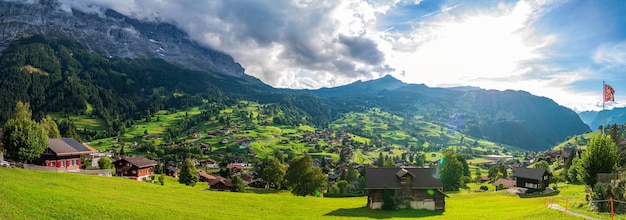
[511,167,551,191]
[197,169,217,182]
[208,177,233,191]
[35,138,97,172]
[365,168,448,210]
[115,156,157,181]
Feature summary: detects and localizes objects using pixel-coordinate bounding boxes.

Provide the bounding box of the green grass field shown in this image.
[0,168,614,219]
[553,131,597,150]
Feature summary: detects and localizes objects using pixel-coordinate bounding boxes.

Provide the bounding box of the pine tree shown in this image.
[440,149,463,191]
[178,158,199,186]
[40,115,61,138]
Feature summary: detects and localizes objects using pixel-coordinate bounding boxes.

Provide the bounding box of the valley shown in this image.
[2,1,626,219]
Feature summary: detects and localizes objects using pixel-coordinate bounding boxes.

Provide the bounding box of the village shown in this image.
[0,132,574,212]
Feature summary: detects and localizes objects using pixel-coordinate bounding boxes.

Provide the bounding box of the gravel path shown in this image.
[547,204,601,220]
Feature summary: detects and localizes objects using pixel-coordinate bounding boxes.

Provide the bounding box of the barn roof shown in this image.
[512,167,550,180]
[119,156,157,168]
[47,138,97,156]
[493,178,516,189]
[365,167,443,189]
[197,169,217,180]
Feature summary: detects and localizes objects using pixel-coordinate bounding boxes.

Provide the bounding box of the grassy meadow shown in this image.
[0,168,613,219]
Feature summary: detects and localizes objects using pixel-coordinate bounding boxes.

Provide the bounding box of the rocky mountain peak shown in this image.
[0,0,245,77]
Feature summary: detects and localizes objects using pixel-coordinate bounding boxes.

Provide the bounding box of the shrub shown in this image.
[591,182,611,212]
[382,188,399,210]
[158,173,165,186]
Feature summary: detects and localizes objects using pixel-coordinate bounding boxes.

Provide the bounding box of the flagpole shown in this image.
[602,81,605,135]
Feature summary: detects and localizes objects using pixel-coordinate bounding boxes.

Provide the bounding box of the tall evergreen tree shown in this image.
[377,152,384,167]
[40,115,61,138]
[9,101,32,120]
[458,155,470,177]
[440,149,463,191]
[178,158,199,186]
[345,165,359,183]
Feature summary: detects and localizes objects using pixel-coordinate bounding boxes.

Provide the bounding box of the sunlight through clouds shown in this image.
[393,0,543,87]
[51,0,626,111]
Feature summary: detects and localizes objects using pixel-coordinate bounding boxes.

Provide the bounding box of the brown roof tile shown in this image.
[119,156,157,168]
[197,169,217,180]
[208,177,232,187]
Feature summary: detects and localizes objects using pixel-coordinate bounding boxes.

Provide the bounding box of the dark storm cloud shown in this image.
[53,0,392,88]
[339,34,385,65]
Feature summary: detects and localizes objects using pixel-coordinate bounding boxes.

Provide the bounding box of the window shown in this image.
[525,182,537,189]
[51,161,56,167]
[132,170,137,174]
[400,176,409,185]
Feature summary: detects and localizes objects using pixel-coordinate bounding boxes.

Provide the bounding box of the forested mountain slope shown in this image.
[0,0,591,151]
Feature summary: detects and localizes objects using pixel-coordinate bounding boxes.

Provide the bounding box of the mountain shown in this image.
[312,75,408,96]
[0,0,244,77]
[307,76,590,150]
[579,108,626,131]
[0,0,591,151]
[578,110,598,127]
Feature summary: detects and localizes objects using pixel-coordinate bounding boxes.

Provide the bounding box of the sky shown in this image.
[49,0,626,112]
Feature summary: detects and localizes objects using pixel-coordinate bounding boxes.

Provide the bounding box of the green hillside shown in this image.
[553,131,597,150]
[0,168,606,219]
[0,34,591,152]
[54,100,519,167]
[553,124,626,150]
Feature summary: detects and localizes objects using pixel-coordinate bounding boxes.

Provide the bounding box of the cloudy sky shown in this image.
[55,0,626,112]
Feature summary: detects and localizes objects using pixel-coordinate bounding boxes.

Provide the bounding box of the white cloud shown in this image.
[392,1,544,84]
[46,0,612,111]
[594,41,626,68]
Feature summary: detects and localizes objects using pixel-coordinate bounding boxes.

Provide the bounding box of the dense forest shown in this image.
[0,35,332,132]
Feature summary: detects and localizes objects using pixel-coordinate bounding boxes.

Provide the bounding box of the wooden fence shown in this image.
[597,173,626,183]
[23,164,112,176]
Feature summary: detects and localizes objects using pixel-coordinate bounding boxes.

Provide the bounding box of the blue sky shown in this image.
[55,0,626,111]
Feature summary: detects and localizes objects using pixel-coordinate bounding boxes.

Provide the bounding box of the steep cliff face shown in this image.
[0,0,245,77]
